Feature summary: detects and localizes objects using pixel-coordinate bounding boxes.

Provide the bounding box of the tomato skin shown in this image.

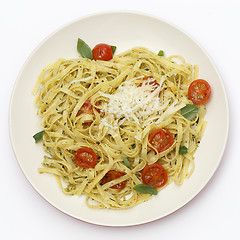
[76,100,93,116]
[76,100,100,125]
[148,129,174,153]
[101,170,126,189]
[74,147,98,168]
[139,76,160,92]
[188,79,211,105]
[142,163,168,188]
[92,43,113,61]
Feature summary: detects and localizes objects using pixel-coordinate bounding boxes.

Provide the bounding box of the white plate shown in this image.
[9,11,229,226]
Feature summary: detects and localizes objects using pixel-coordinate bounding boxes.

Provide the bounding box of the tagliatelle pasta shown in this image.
[33,47,207,209]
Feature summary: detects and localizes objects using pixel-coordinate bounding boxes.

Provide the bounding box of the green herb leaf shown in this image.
[179,146,188,155]
[180,104,199,120]
[111,45,117,55]
[123,157,132,168]
[133,184,158,195]
[77,38,93,59]
[158,50,164,56]
[33,130,45,143]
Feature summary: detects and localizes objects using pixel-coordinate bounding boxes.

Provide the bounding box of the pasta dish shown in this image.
[33,42,210,209]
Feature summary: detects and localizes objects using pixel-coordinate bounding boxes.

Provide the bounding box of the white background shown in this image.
[1,0,239,239]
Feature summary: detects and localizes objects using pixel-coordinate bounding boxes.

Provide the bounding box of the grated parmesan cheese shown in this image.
[100,78,164,124]
[99,77,186,136]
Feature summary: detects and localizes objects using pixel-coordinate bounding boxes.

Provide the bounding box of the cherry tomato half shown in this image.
[101,170,126,189]
[76,100,100,125]
[149,128,174,153]
[76,100,93,116]
[92,43,113,61]
[142,163,168,188]
[139,76,160,92]
[74,147,98,168]
[188,79,211,105]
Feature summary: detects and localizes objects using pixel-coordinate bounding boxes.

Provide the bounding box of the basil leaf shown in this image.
[179,146,188,155]
[133,184,158,195]
[158,50,164,56]
[111,45,117,55]
[33,130,45,143]
[123,157,132,167]
[77,38,93,59]
[180,104,199,120]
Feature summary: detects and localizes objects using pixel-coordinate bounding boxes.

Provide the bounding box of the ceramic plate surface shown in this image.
[9,11,229,226]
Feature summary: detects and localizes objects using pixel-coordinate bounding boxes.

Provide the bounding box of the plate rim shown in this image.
[9,10,229,227]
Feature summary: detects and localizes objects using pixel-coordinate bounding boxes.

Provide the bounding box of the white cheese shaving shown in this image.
[100,78,164,124]
[99,77,185,137]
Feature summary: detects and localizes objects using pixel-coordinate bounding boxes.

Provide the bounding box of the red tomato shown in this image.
[149,129,174,153]
[142,163,168,188]
[74,147,98,168]
[101,170,126,189]
[76,100,100,125]
[188,79,211,105]
[139,76,160,92]
[92,43,113,61]
[76,100,93,116]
